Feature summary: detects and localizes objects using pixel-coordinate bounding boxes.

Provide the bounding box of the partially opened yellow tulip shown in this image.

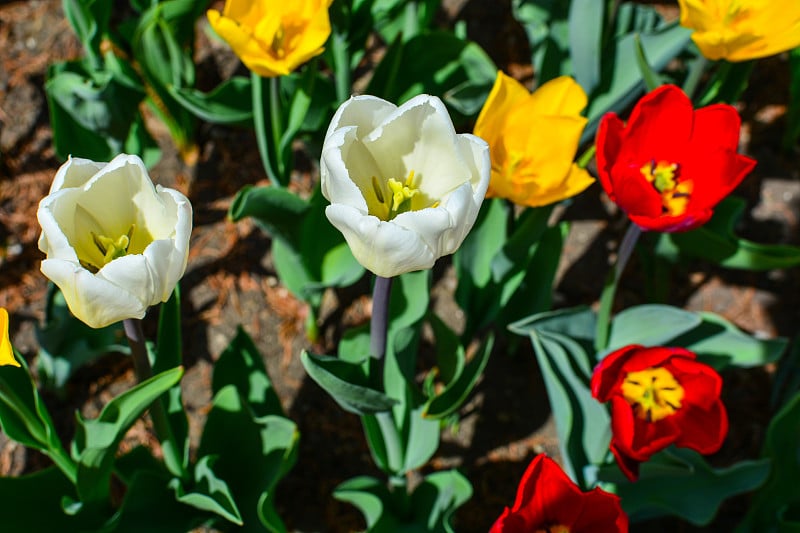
[678,0,800,62]
[207,0,332,77]
[474,72,594,208]
[1,308,21,367]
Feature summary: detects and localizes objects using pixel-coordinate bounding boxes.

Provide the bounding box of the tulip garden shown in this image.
[2,0,800,531]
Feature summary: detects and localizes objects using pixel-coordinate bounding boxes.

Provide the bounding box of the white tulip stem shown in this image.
[123,317,187,479]
[369,275,406,482]
[370,276,394,360]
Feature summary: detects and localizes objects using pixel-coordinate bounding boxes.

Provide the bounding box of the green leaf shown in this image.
[36,284,129,393]
[301,351,398,415]
[661,196,800,270]
[783,47,800,150]
[212,326,284,417]
[633,33,664,91]
[740,391,800,530]
[509,307,610,487]
[0,353,70,470]
[169,77,253,126]
[568,0,604,93]
[198,385,299,533]
[676,312,787,369]
[424,333,494,420]
[228,185,310,245]
[100,470,206,533]
[410,469,473,533]
[71,367,184,508]
[334,476,398,531]
[170,456,243,525]
[605,304,702,354]
[598,448,770,526]
[0,467,95,531]
[153,287,189,476]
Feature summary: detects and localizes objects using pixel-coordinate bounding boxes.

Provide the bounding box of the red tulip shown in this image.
[595,85,755,232]
[490,454,628,533]
[591,345,728,481]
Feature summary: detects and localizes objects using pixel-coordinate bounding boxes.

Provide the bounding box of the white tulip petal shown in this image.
[37,154,192,328]
[50,156,107,193]
[320,94,490,277]
[326,204,436,278]
[41,258,148,328]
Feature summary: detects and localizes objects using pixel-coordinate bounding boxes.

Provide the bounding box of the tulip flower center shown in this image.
[369,170,436,221]
[79,226,136,273]
[271,23,286,58]
[640,160,693,216]
[621,367,684,422]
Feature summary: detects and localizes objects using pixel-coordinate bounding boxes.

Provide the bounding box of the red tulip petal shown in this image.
[675,400,729,454]
[607,160,663,220]
[610,442,641,481]
[514,455,585,526]
[683,148,756,211]
[616,85,693,165]
[572,488,629,532]
[670,357,724,410]
[596,113,627,201]
[592,345,645,401]
[628,209,711,232]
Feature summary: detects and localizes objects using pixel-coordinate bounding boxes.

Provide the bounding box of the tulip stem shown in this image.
[123,318,187,479]
[683,55,708,100]
[594,223,642,352]
[331,28,351,103]
[269,76,285,180]
[370,276,393,360]
[369,275,406,478]
[577,144,596,169]
[252,73,279,185]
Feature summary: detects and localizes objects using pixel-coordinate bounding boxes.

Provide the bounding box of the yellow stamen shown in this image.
[640,160,693,216]
[369,170,427,220]
[82,225,135,273]
[621,367,684,422]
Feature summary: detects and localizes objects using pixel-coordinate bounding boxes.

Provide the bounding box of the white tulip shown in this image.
[37,154,192,328]
[320,94,490,278]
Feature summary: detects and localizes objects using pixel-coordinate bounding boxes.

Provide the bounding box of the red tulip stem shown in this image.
[595,223,642,352]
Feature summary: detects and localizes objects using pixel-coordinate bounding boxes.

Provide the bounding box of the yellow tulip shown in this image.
[207,0,332,78]
[1,308,21,367]
[474,72,594,208]
[678,0,800,62]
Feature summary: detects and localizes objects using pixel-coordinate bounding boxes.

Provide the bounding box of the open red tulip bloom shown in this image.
[591,345,728,481]
[490,454,628,533]
[595,85,756,232]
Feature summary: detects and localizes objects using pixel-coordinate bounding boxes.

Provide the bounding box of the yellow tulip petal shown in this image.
[679,0,800,62]
[0,308,21,367]
[528,76,588,116]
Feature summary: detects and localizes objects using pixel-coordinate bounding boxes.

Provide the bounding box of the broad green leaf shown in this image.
[334,476,398,531]
[169,77,253,126]
[740,391,800,531]
[212,326,283,417]
[338,324,371,364]
[661,196,800,270]
[424,333,494,420]
[198,385,299,533]
[410,469,473,533]
[509,307,610,486]
[72,367,183,508]
[228,185,310,245]
[599,448,770,526]
[100,470,206,533]
[170,456,243,525]
[0,467,95,531]
[633,33,664,91]
[568,0,603,93]
[301,351,398,415]
[676,312,787,370]
[605,304,702,355]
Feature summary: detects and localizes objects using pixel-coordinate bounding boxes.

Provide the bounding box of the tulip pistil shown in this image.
[271,24,286,58]
[370,170,425,220]
[621,366,684,422]
[82,225,135,273]
[640,160,693,216]
[534,524,570,533]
